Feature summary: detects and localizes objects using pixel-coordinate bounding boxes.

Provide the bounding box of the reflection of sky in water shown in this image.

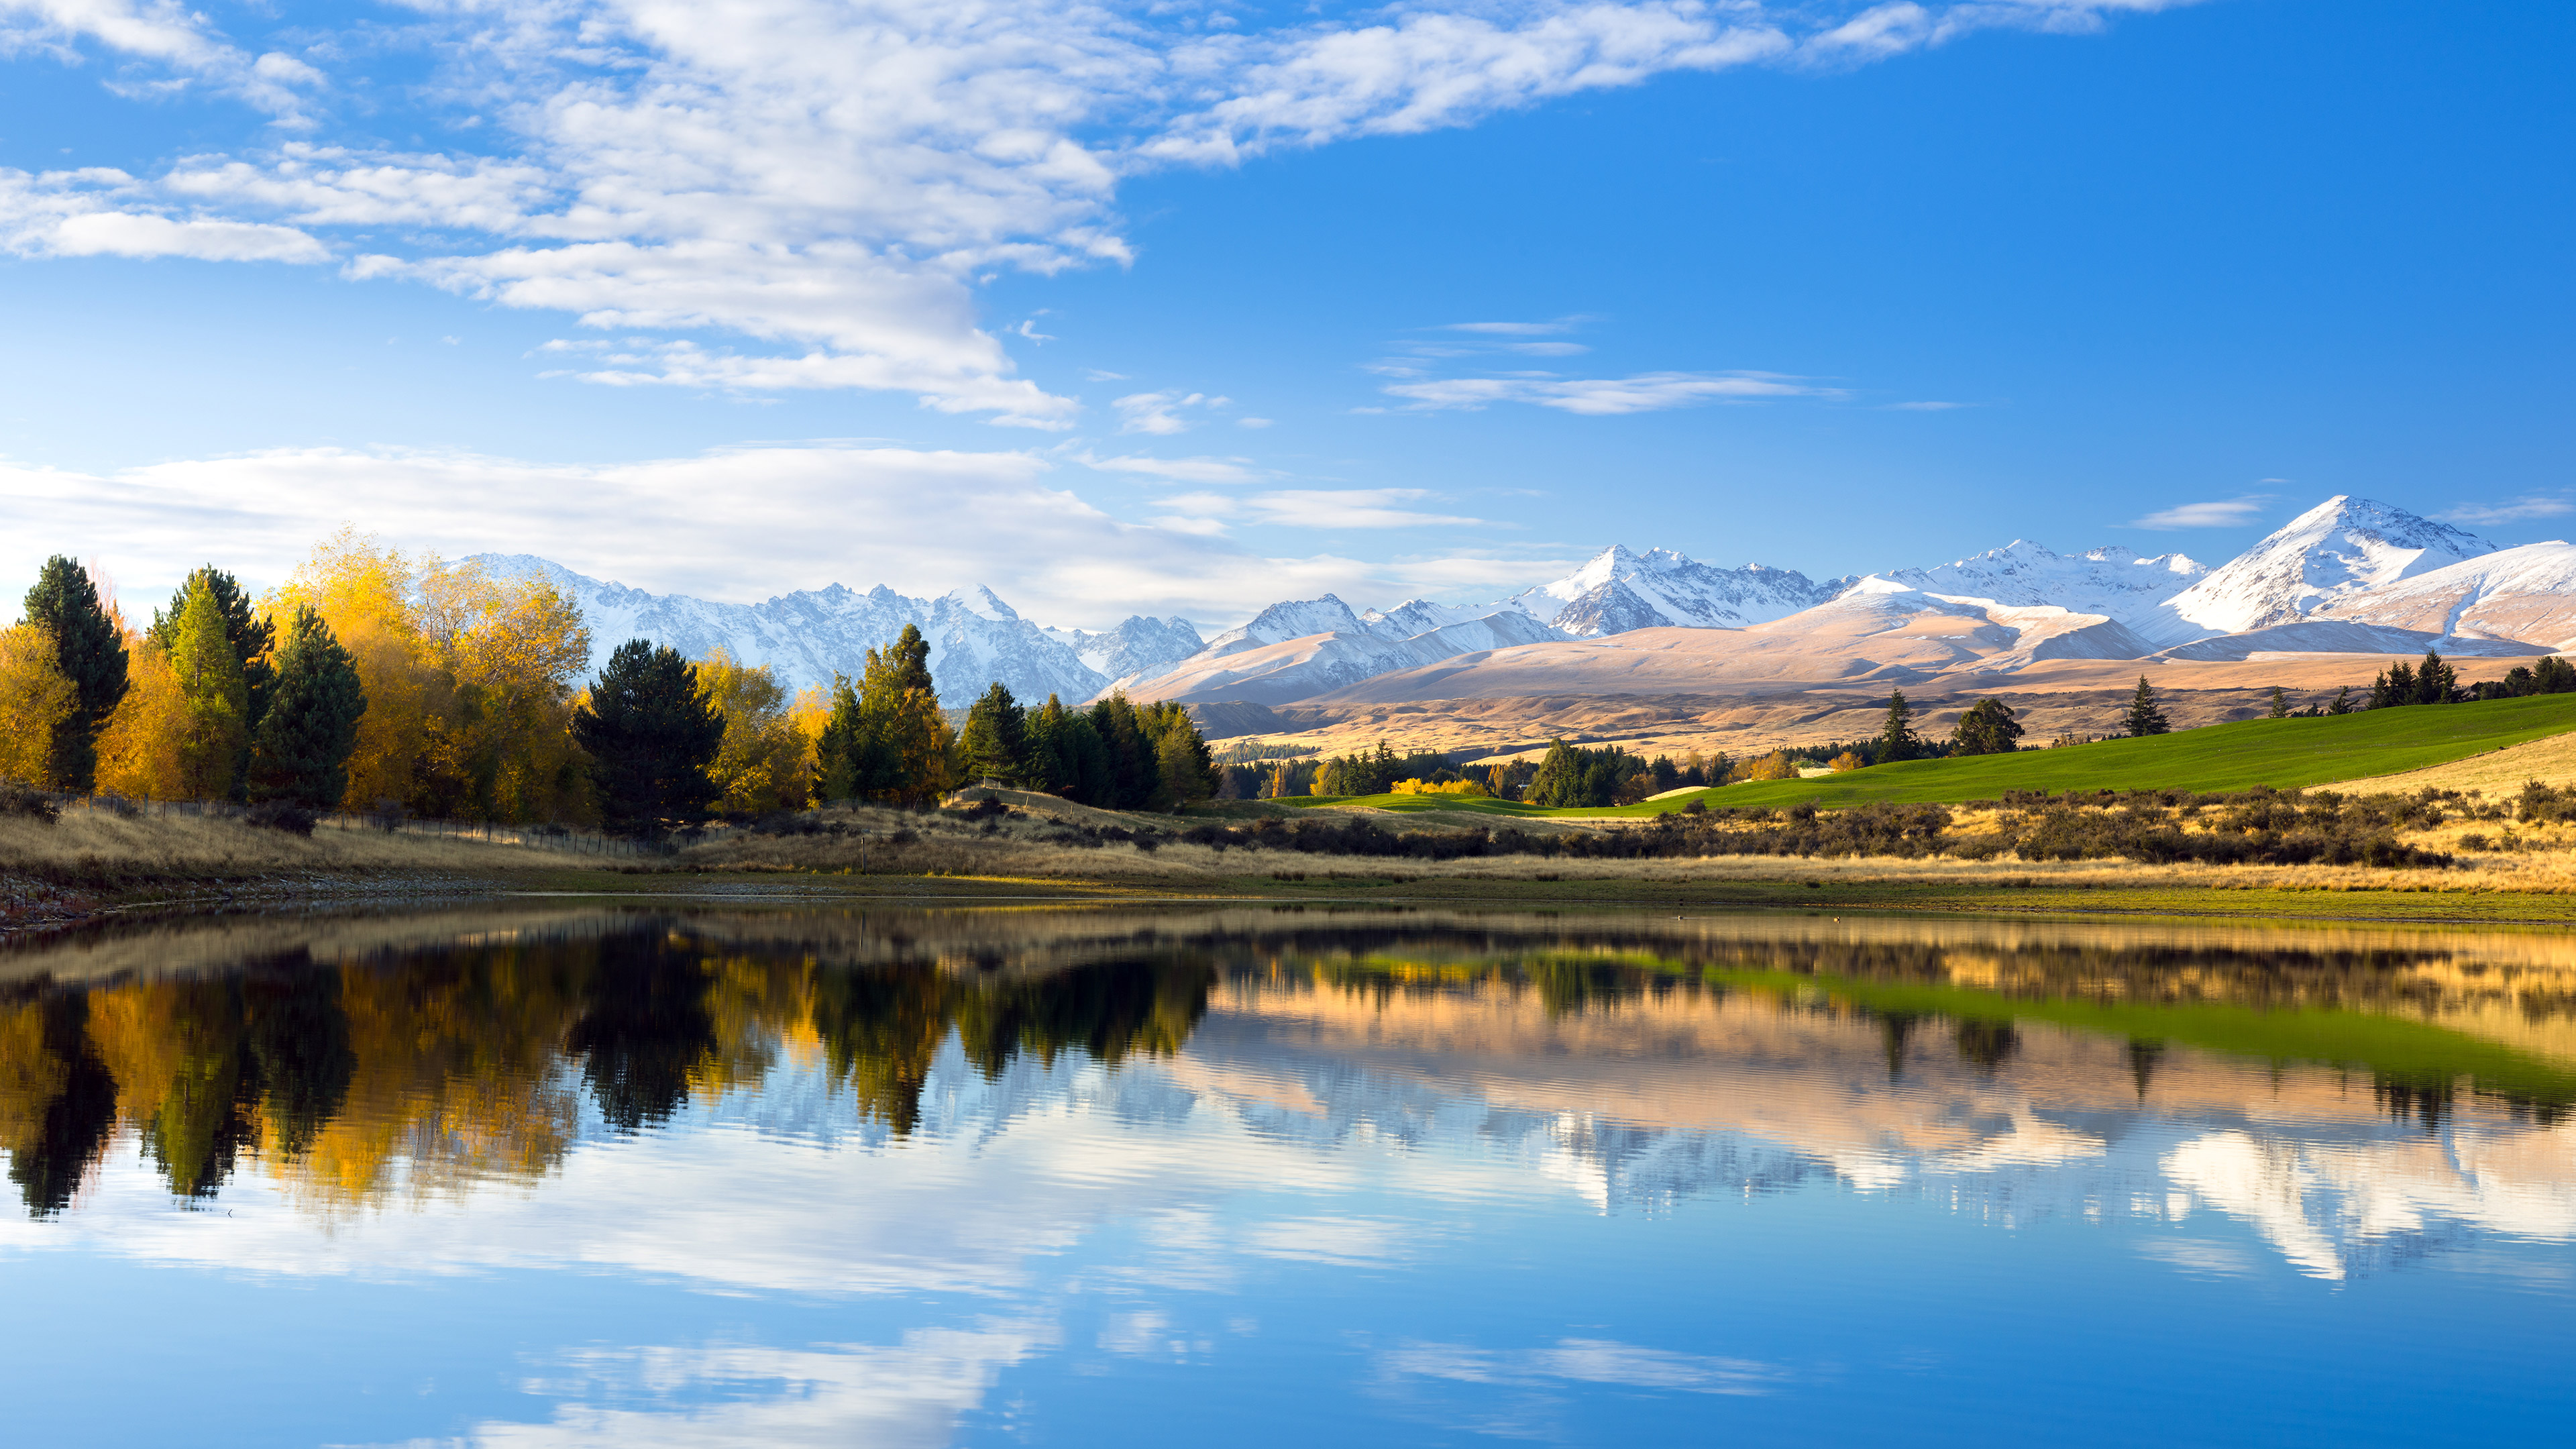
[1,910,2573,1446]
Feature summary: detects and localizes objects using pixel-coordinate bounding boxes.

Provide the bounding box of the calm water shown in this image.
[3,903,2574,1446]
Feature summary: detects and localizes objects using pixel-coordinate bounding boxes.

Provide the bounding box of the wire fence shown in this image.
[0,782,654,859]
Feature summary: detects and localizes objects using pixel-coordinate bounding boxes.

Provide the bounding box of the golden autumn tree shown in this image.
[696,648,810,813]
[94,633,191,800]
[416,560,593,822]
[0,623,74,786]
[266,530,445,812]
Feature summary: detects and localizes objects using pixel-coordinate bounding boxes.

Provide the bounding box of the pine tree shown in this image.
[148,566,275,728]
[21,556,128,791]
[2123,676,2169,737]
[2328,684,2355,715]
[812,675,862,802]
[1140,700,1212,808]
[1949,698,2023,756]
[2415,648,2457,705]
[1087,692,1159,809]
[958,681,1029,784]
[245,607,369,808]
[1878,690,1919,763]
[2267,686,2290,719]
[170,580,249,800]
[572,640,724,834]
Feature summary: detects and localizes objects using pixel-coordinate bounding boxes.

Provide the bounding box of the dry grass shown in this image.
[0,807,595,890]
[2327,729,2576,797]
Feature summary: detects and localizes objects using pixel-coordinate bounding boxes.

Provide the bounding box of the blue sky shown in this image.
[1,0,2568,629]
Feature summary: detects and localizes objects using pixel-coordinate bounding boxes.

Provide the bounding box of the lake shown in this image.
[3,901,2572,1446]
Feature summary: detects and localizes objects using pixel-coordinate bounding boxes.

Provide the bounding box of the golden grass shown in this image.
[0,806,596,888]
[2326,729,2576,798]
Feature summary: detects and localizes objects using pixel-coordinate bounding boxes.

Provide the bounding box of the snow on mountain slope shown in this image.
[1865,541,2206,628]
[1129,599,1566,704]
[2149,496,2497,640]
[2308,541,2576,649]
[1044,615,1205,694]
[2152,619,2551,663]
[474,555,1108,704]
[1502,546,1851,635]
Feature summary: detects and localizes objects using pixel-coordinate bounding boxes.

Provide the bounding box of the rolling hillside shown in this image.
[1298,694,2576,816]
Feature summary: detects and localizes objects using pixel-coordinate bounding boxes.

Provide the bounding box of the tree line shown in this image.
[5,538,1213,834]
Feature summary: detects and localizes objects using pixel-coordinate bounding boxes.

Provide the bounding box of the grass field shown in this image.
[1293,694,2576,816]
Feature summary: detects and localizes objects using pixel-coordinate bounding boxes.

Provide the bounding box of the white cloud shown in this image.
[1080,451,1262,484]
[1236,416,1274,429]
[1112,390,1230,435]
[2435,494,2574,526]
[2128,496,2269,529]
[1384,370,1844,415]
[0,1,2202,421]
[0,443,1506,629]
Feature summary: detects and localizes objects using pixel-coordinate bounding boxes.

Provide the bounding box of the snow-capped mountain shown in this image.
[1129,593,1566,704]
[476,555,1111,704]
[1503,546,1851,635]
[1044,616,1205,692]
[1191,595,1380,661]
[2309,541,2576,649]
[2151,496,2497,639]
[1862,541,2206,628]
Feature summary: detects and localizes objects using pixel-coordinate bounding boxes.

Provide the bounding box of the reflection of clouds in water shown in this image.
[1239,1215,1409,1267]
[439,1322,1054,1449]
[1375,1335,1787,1439]
[2135,1237,2263,1279]
[2161,1128,2576,1281]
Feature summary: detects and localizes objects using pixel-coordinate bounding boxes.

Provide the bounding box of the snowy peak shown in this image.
[1862,538,2207,630]
[1044,615,1206,694]
[1506,545,1848,635]
[2160,495,2496,636]
[1197,594,1373,659]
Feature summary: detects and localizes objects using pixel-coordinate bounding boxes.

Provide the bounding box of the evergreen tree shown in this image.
[2539,657,2576,694]
[846,625,950,805]
[2267,686,2290,719]
[21,556,128,791]
[2414,647,2457,705]
[1949,698,2024,756]
[958,682,1030,784]
[1087,692,1160,809]
[170,580,250,800]
[2370,661,2414,709]
[812,675,863,802]
[244,607,369,808]
[572,640,724,834]
[1028,695,1111,802]
[2123,676,2169,737]
[148,566,275,727]
[2328,684,2355,715]
[1878,690,1919,763]
[1140,701,1213,808]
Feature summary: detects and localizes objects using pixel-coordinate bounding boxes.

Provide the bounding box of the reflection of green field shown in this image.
[1706,966,2576,1105]
[1289,694,2576,816]
[1307,950,2576,1104]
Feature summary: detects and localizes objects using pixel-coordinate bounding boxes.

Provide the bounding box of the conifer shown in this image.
[2123,676,2170,737]
[1878,690,1919,763]
[959,681,1030,785]
[246,607,369,809]
[170,581,249,799]
[572,640,724,834]
[21,556,127,791]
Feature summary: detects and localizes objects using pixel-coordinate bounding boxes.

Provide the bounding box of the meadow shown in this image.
[1299,694,2576,816]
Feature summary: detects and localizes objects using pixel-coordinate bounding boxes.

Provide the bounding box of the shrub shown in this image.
[0,782,60,824]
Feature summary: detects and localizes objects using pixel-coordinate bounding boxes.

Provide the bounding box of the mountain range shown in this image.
[480,496,2576,712]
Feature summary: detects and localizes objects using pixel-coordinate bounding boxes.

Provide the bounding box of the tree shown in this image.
[1028,694,1110,802]
[245,606,369,808]
[0,624,74,786]
[2123,676,2169,737]
[1950,698,2023,756]
[959,681,1030,785]
[170,580,250,800]
[696,649,808,812]
[1878,690,1920,763]
[2267,686,2290,719]
[813,675,863,802]
[2327,685,2355,715]
[2370,661,2414,710]
[2414,647,2457,705]
[1088,692,1160,809]
[95,638,189,800]
[1826,751,1866,773]
[21,557,128,791]
[1141,701,1213,808]
[148,566,274,729]
[572,640,724,834]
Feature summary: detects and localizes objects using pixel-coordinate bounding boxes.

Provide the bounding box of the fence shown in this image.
[1,783,654,859]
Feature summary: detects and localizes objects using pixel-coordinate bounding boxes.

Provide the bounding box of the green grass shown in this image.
[1294,694,2576,816]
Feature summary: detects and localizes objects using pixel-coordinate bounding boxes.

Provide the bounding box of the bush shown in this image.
[0,782,60,824]
[244,800,317,836]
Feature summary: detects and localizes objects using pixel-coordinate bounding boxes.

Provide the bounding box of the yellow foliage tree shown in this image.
[0,623,73,786]
[1827,751,1866,773]
[696,648,810,812]
[95,637,191,800]
[1727,749,1801,782]
[267,531,593,821]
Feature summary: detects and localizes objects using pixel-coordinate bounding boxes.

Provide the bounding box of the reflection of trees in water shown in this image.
[2127,1038,2167,1100]
[1,925,1218,1213]
[1953,1020,2021,1076]
[2373,1074,2455,1132]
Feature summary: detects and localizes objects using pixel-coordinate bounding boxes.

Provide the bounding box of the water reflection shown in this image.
[1,905,2573,1444]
